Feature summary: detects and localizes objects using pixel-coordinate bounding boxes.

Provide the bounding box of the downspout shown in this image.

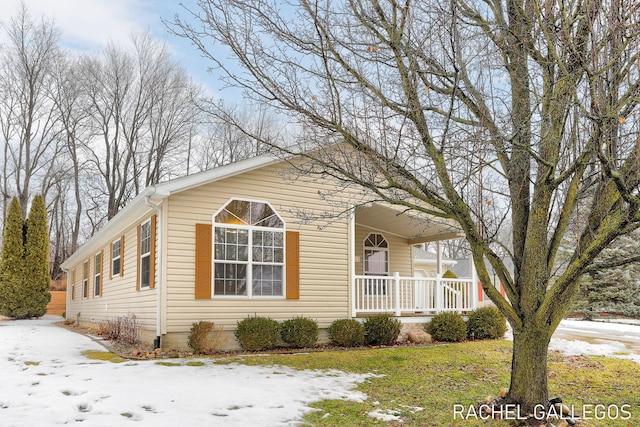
[145,189,163,350]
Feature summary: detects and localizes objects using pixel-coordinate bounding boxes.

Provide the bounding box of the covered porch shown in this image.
[349,203,478,318]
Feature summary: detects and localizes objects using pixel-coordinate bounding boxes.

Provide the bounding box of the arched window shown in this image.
[363,233,389,295]
[213,199,285,297]
[363,233,389,276]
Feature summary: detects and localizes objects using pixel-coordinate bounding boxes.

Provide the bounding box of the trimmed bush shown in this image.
[280,317,319,348]
[363,314,402,345]
[235,316,281,351]
[427,312,467,342]
[327,319,365,347]
[466,306,507,339]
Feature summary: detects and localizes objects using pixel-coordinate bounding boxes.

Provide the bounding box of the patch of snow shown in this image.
[505,319,640,364]
[560,319,640,333]
[368,409,402,421]
[549,337,627,356]
[0,316,371,426]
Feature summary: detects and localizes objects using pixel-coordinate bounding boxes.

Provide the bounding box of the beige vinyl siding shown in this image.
[354,225,413,277]
[164,162,350,333]
[65,217,158,330]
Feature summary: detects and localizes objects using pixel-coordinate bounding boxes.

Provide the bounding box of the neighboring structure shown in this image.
[61,152,477,350]
[450,258,507,307]
[412,247,458,277]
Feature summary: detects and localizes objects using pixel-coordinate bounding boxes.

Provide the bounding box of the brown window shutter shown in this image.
[195,223,212,299]
[109,242,113,280]
[286,231,300,299]
[136,224,141,291]
[120,234,125,276]
[149,215,157,289]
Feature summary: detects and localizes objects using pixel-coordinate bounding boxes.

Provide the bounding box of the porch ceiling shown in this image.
[354,203,462,244]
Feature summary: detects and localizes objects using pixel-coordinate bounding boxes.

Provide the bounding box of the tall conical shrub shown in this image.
[0,197,28,318]
[24,195,51,317]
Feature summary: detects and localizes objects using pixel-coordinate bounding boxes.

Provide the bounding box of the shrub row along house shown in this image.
[61,150,479,350]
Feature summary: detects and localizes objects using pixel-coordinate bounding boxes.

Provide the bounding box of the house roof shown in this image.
[412,247,457,266]
[355,203,461,243]
[61,152,283,270]
[61,148,463,270]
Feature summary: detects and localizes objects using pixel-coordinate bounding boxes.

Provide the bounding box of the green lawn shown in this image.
[225,340,639,426]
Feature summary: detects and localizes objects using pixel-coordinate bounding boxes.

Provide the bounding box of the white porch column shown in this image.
[436,240,442,275]
[435,274,443,312]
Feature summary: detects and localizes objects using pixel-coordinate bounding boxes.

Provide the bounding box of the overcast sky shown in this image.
[6,0,223,96]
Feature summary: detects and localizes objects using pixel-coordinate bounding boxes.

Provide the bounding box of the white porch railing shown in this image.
[353,273,477,316]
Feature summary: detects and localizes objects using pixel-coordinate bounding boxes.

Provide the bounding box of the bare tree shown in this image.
[77,43,143,220]
[141,34,203,184]
[0,4,62,218]
[195,101,280,169]
[77,34,203,220]
[172,0,640,414]
[47,54,90,254]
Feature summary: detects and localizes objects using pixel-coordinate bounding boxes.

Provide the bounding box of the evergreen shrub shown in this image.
[24,195,51,318]
[0,195,51,319]
[363,314,401,345]
[235,316,281,351]
[327,318,365,347]
[280,317,318,348]
[0,197,27,318]
[427,312,467,342]
[466,306,507,339]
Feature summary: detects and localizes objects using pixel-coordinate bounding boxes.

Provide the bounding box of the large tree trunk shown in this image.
[508,322,553,414]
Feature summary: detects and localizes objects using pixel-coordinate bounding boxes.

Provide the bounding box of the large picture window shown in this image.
[213,199,284,297]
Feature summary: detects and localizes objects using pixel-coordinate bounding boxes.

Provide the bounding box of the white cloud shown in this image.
[6,0,163,51]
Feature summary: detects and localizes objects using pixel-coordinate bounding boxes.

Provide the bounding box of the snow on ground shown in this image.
[0,316,370,427]
[2,317,639,426]
[505,319,640,364]
[550,319,640,364]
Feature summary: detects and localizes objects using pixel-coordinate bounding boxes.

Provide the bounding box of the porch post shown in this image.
[393,272,401,316]
[435,240,443,313]
[349,205,356,318]
[435,272,443,312]
[470,254,478,310]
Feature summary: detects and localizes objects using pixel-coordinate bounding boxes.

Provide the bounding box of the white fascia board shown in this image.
[61,188,159,270]
[61,153,285,271]
[153,153,283,196]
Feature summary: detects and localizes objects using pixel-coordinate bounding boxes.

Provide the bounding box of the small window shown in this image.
[71,269,76,301]
[94,251,102,297]
[83,260,89,299]
[139,220,151,289]
[112,238,121,277]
